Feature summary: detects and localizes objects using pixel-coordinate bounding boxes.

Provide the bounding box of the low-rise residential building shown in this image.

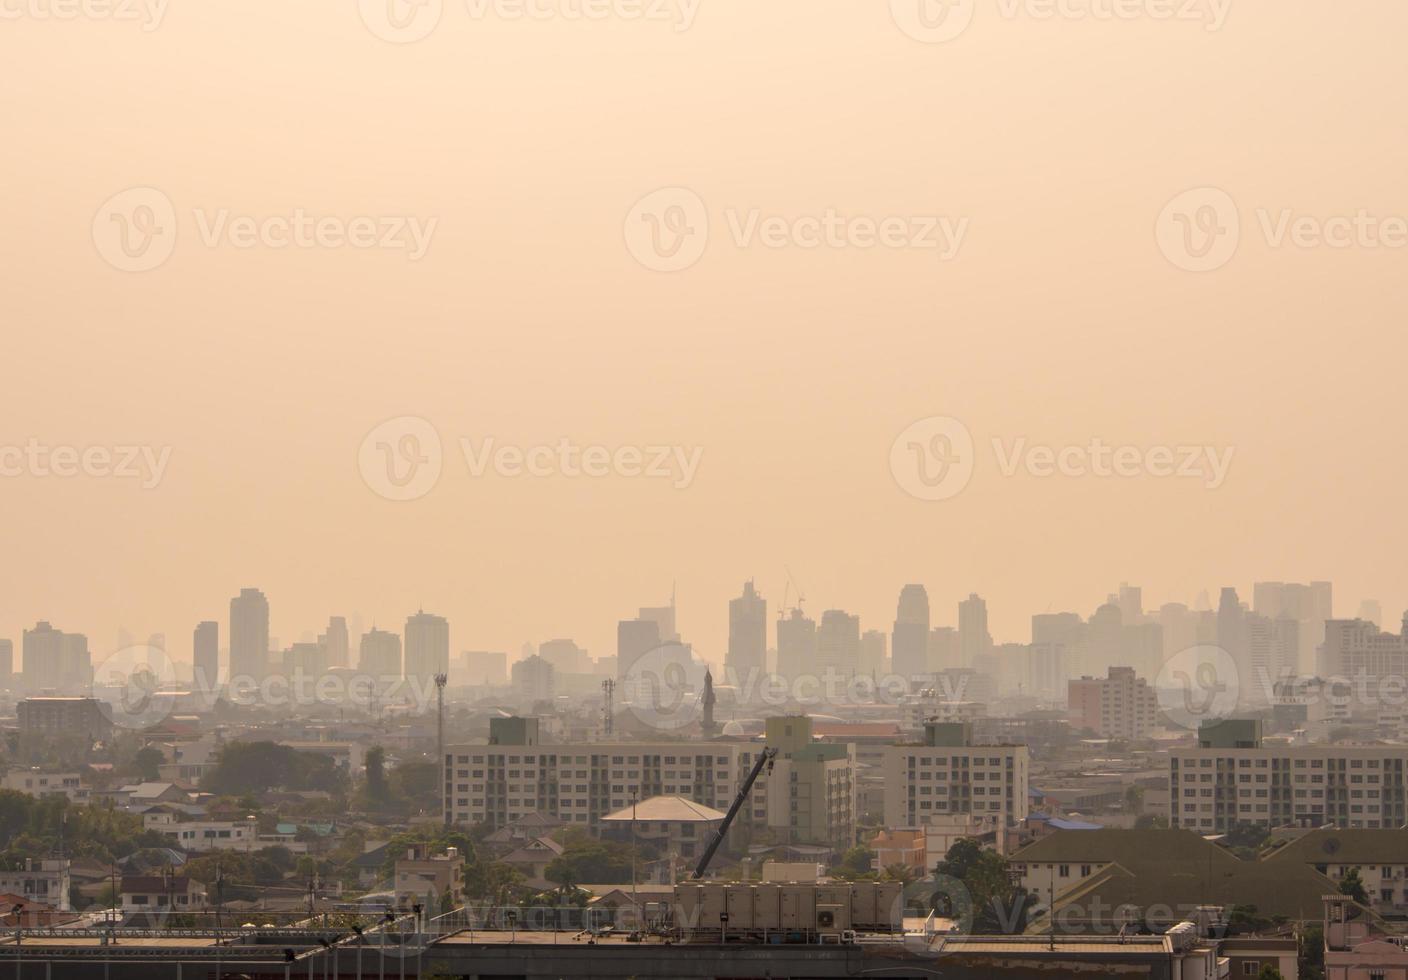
[1170,719,1408,832]
[881,722,1030,829]
[599,796,725,864]
[0,769,89,803]
[119,875,207,913]
[0,859,72,913]
[393,845,464,910]
[149,818,258,853]
[16,697,112,739]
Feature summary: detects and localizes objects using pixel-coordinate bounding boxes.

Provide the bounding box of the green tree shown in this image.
[934,839,1033,935]
[133,747,165,781]
[1339,867,1369,905]
[1257,965,1285,980]
[365,746,388,803]
[202,742,347,796]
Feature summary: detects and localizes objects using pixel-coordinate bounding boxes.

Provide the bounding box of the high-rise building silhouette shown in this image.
[321,616,350,669]
[616,617,662,687]
[726,580,768,680]
[776,607,816,684]
[0,639,12,688]
[404,610,450,688]
[22,622,90,692]
[958,593,991,668]
[359,627,402,679]
[860,629,887,678]
[193,621,219,692]
[229,588,270,682]
[816,609,861,684]
[892,584,931,680]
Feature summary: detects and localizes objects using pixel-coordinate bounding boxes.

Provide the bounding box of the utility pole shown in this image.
[630,790,639,929]
[435,673,448,826]
[602,680,614,736]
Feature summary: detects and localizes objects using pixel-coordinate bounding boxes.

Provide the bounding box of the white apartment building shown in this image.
[881,723,1030,829]
[0,770,89,803]
[446,717,856,849]
[0,859,72,912]
[1170,721,1408,832]
[148,818,258,852]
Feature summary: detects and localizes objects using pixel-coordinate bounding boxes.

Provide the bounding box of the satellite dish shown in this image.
[1323,837,1342,856]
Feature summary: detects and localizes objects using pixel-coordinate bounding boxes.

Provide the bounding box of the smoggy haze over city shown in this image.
[5,3,1408,662]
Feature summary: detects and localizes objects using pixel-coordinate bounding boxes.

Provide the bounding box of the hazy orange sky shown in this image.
[3,1,1407,667]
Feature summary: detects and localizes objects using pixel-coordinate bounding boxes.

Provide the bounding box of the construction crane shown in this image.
[692,746,778,880]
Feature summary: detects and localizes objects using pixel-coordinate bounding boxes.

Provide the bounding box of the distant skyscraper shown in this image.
[892,584,931,680]
[617,617,662,687]
[860,629,887,678]
[958,594,991,668]
[321,616,350,669]
[816,609,861,684]
[22,622,90,692]
[193,621,219,692]
[512,654,555,702]
[229,588,270,682]
[359,628,402,679]
[927,627,959,672]
[1358,599,1384,630]
[1253,581,1332,675]
[1118,584,1143,624]
[404,610,450,687]
[727,580,768,680]
[776,608,817,683]
[538,639,591,675]
[0,639,12,688]
[638,595,679,643]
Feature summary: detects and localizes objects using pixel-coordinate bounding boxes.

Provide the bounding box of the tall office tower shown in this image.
[860,630,887,678]
[638,595,679,643]
[229,588,270,682]
[1245,616,1299,700]
[404,610,450,687]
[891,584,931,680]
[0,639,12,688]
[359,628,403,679]
[538,639,591,675]
[958,594,992,668]
[193,621,219,692]
[320,616,350,669]
[776,608,816,684]
[1217,587,1247,681]
[616,617,662,692]
[512,654,555,702]
[1118,584,1143,624]
[1254,581,1334,674]
[726,580,768,682]
[928,627,959,672]
[21,622,91,692]
[283,642,327,678]
[815,609,861,685]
